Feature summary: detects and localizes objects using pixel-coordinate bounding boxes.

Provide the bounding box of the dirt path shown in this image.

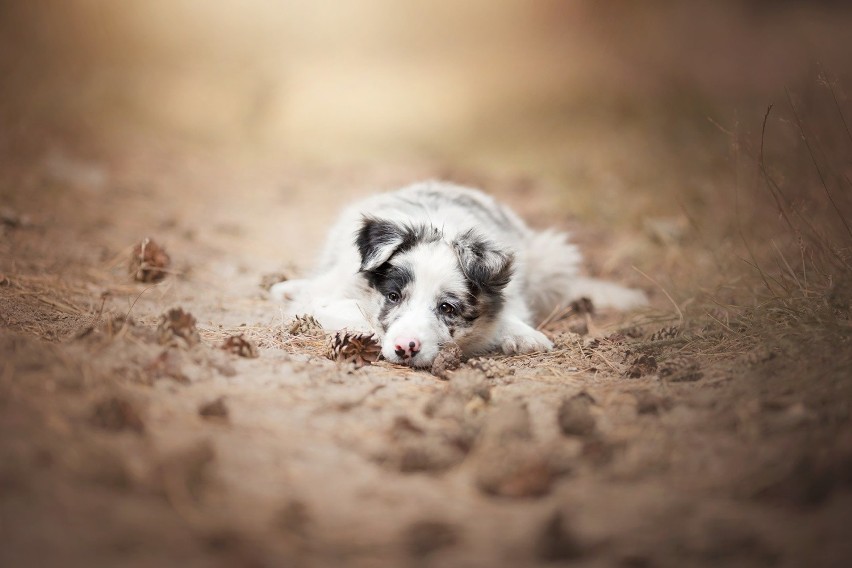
[2,126,851,568]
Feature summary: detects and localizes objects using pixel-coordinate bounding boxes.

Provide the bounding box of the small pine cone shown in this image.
[221,334,259,358]
[288,314,323,336]
[157,307,200,347]
[327,331,382,368]
[625,354,657,378]
[130,237,171,283]
[431,342,463,379]
[649,325,680,342]
[604,332,628,344]
[466,357,510,379]
[659,356,702,382]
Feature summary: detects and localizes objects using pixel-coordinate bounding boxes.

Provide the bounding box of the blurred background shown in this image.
[2,0,851,164]
[2,0,852,274]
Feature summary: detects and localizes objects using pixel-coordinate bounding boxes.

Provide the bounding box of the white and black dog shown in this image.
[271,181,645,368]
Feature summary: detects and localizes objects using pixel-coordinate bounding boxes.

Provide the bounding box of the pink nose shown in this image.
[393,337,421,359]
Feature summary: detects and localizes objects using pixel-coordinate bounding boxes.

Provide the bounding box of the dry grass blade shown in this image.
[785,88,852,241]
[537,297,594,330]
[632,266,683,324]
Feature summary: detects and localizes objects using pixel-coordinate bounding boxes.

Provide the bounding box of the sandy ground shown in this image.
[2,116,852,568]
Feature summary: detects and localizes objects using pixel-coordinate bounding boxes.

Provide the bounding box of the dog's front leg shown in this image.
[312,299,373,333]
[496,315,553,355]
[269,279,311,302]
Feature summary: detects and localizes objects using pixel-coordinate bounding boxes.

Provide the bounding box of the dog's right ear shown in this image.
[453,229,514,294]
[356,217,407,271]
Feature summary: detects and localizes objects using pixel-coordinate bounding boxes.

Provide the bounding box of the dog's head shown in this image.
[356,216,513,368]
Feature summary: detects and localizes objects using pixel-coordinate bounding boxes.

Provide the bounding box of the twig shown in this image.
[119,284,157,336]
[632,266,683,324]
[757,105,795,232]
[705,312,735,334]
[819,62,852,147]
[785,88,852,240]
[537,302,585,330]
[37,295,84,315]
[771,240,805,295]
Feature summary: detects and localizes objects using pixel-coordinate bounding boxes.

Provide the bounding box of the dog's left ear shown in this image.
[356,216,408,271]
[453,230,514,293]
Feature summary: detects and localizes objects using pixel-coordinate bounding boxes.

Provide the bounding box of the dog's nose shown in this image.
[393,337,421,359]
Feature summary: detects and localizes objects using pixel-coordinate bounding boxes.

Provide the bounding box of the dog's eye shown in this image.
[439,302,456,315]
[387,291,400,303]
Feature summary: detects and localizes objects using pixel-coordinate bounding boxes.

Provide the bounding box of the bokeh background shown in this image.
[4,0,852,276]
[3,0,851,162]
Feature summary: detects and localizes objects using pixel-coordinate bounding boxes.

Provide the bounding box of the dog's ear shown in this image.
[453,230,514,293]
[356,217,408,271]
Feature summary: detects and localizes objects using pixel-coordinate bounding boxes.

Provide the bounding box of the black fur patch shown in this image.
[363,262,414,297]
[452,230,513,322]
[436,292,479,327]
[356,217,442,271]
[363,262,414,331]
[453,230,513,294]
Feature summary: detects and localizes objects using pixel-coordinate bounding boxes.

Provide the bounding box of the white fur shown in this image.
[379,242,469,363]
[271,181,646,367]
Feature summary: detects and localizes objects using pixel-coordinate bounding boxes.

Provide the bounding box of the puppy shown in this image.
[271,181,645,368]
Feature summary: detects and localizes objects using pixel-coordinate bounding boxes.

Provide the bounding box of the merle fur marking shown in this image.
[437,292,479,326]
[356,217,442,271]
[421,189,517,233]
[453,229,514,295]
[366,262,415,331]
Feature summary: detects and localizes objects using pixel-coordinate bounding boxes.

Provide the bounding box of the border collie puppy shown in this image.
[271,181,645,368]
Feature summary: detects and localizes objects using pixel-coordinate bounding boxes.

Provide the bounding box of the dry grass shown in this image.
[608,76,852,372]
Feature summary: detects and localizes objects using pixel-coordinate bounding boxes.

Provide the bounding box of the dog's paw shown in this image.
[500,326,553,355]
[269,280,308,302]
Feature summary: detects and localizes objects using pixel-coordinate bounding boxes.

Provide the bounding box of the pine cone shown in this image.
[130,237,171,283]
[157,307,200,347]
[625,354,658,378]
[649,325,680,342]
[327,331,382,368]
[431,342,463,379]
[221,334,259,358]
[288,314,323,336]
[659,356,702,382]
